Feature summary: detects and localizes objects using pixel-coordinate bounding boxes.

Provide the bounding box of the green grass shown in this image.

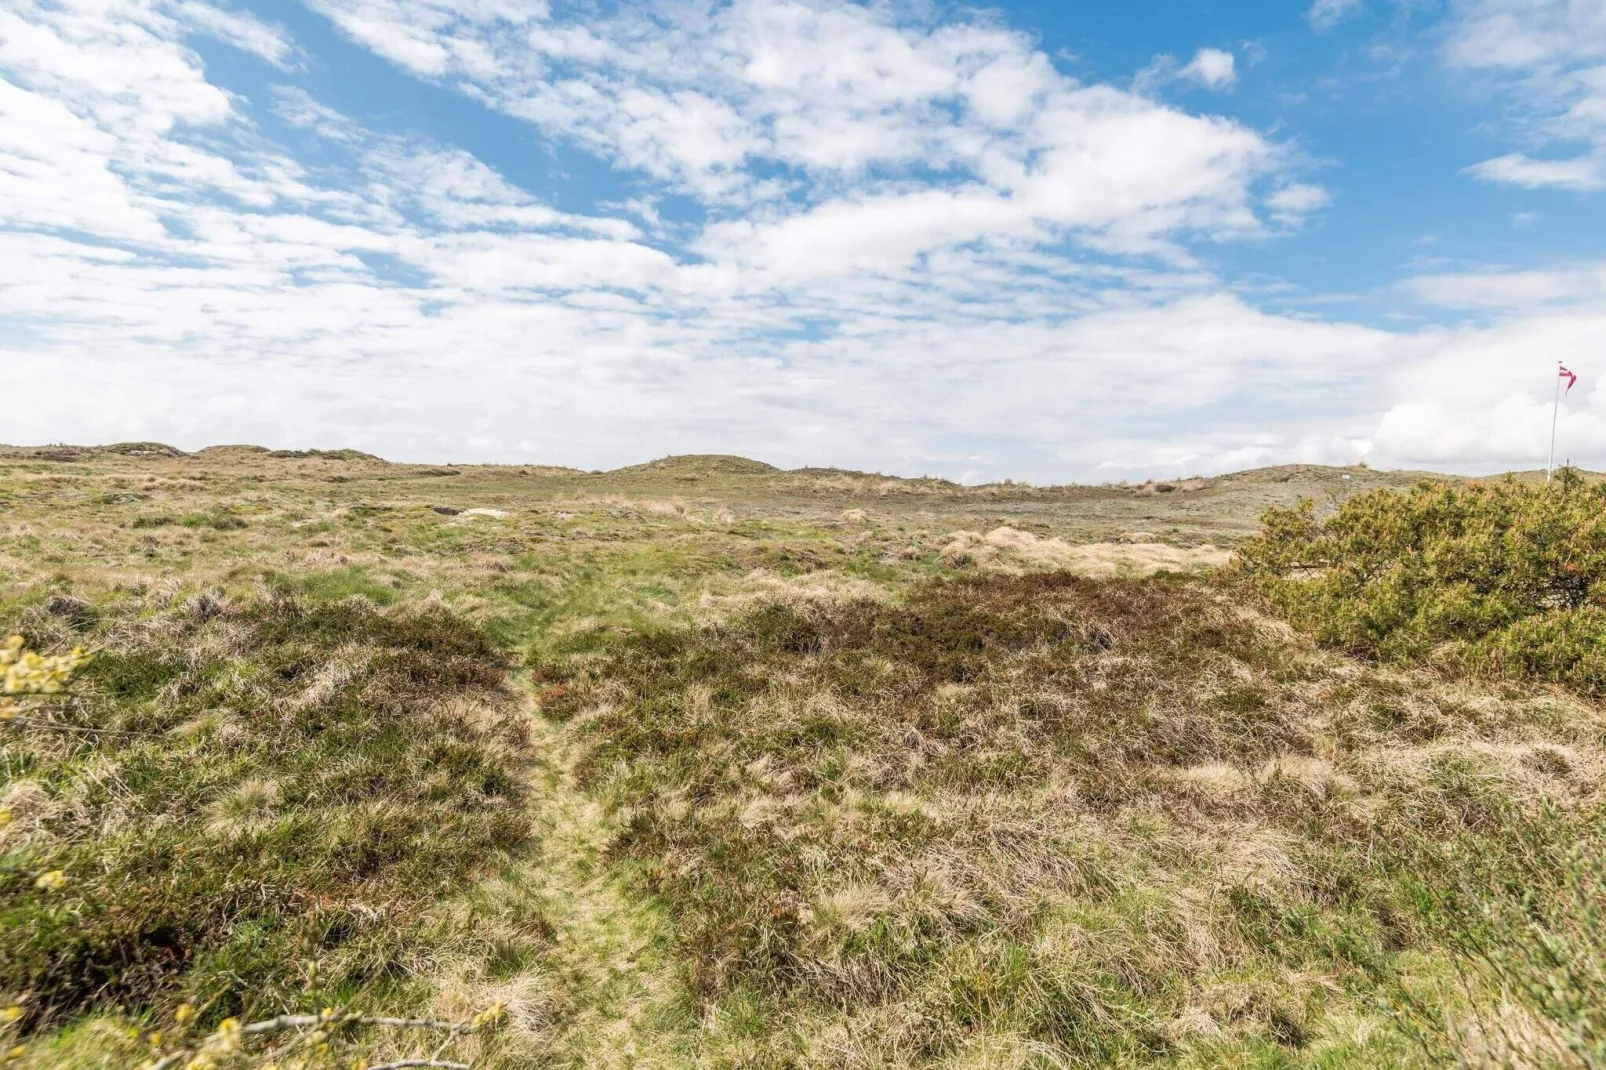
[2,589,534,1037]
[533,573,1606,1067]
[4,447,1605,1069]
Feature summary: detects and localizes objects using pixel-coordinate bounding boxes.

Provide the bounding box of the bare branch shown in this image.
[236,1013,475,1037]
[353,1016,476,1034]
[0,714,155,737]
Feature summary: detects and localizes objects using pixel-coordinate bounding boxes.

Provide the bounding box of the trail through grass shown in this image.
[514,692,698,1068]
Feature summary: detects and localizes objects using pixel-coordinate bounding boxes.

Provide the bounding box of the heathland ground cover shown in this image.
[1,445,1602,1068]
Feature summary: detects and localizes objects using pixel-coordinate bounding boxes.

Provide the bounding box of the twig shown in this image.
[352,1017,476,1034]
[237,1014,473,1037]
[0,714,155,738]
[147,1011,484,1069]
[426,1029,457,1062]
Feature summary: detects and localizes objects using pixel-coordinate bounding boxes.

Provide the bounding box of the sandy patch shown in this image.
[940,526,1230,576]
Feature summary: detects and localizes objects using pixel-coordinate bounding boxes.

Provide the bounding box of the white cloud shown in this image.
[1377,260,1606,471]
[1375,308,1606,468]
[1265,182,1333,224]
[3,0,1605,481]
[306,0,1295,248]
[1180,48,1237,91]
[1408,262,1606,308]
[1447,0,1606,189]
[1464,150,1606,190]
[1134,48,1235,100]
[170,1,296,67]
[1307,0,1363,32]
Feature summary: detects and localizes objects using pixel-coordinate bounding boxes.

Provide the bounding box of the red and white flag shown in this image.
[1561,365,1579,393]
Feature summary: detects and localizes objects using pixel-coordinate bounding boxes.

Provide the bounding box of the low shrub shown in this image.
[1237,472,1606,694]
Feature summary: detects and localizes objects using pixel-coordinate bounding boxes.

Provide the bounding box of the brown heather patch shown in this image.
[531,571,1606,1066]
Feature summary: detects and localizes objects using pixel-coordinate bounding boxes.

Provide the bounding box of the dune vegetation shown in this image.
[1240,471,1606,696]
[1,446,1602,1069]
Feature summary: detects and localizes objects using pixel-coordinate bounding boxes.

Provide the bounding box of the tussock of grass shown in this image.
[939,527,1228,576]
[2,590,535,1033]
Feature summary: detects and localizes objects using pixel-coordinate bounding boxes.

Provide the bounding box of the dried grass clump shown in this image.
[698,567,893,618]
[940,527,1228,577]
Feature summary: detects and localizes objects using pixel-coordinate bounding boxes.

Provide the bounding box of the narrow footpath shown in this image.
[513,701,697,1068]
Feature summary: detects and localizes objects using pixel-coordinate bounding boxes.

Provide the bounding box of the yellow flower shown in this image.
[203,1018,242,1054]
[0,808,11,826]
[5,1043,25,1062]
[32,870,66,892]
[1,636,90,696]
[174,1003,196,1027]
[147,1031,163,1048]
[470,1001,507,1029]
[1,1007,20,1024]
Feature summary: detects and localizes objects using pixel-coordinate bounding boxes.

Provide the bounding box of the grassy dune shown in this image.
[1,446,1602,1068]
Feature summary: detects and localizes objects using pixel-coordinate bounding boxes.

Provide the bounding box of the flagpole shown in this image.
[1548,361,1562,483]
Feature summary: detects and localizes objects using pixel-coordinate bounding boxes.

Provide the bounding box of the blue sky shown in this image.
[3,0,1604,481]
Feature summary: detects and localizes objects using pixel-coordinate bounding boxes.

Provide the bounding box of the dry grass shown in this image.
[940,527,1229,576]
[539,573,1606,1067]
[3,446,1603,1069]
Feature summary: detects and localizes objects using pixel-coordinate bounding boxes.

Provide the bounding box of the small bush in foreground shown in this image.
[1238,473,1606,693]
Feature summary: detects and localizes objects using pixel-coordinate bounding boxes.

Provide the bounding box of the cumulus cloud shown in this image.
[1135,48,1237,97]
[0,0,1601,480]
[1378,260,1606,471]
[303,0,1296,252]
[1180,48,1237,90]
[1265,183,1333,224]
[1374,309,1606,469]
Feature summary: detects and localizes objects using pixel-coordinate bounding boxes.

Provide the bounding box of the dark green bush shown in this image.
[1238,472,1606,694]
